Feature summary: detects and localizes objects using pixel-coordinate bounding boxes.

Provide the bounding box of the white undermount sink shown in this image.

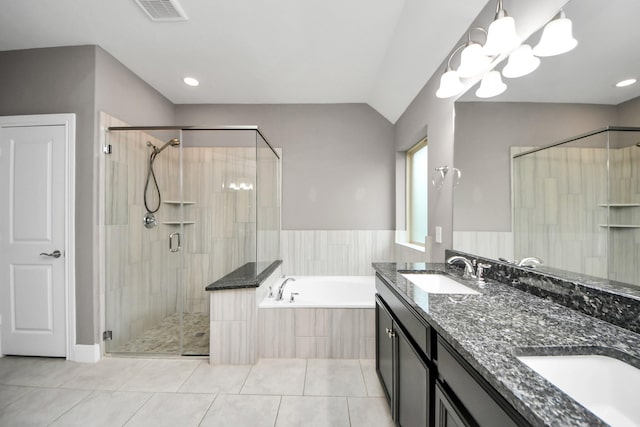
[517,354,640,427]
[401,274,480,295]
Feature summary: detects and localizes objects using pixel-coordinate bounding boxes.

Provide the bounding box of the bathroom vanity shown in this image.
[373,251,640,427]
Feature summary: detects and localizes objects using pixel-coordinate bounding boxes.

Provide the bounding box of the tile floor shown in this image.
[0,356,393,427]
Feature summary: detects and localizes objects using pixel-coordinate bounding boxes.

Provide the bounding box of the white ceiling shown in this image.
[0,0,488,123]
[460,0,640,104]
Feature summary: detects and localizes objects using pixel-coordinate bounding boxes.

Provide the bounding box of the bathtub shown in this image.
[257,275,376,359]
[259,276,375,308]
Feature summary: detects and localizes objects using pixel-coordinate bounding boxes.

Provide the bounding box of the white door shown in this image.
[0,122,68,357]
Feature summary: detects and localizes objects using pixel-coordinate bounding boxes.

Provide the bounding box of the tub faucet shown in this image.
[446,256,476,279]
[276,277,296,301]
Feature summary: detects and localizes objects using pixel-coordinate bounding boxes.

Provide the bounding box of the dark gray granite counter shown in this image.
[206,260,281,291]
[372,261,640,427]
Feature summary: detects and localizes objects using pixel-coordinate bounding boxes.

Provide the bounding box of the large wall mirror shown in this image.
[453,0,640,287]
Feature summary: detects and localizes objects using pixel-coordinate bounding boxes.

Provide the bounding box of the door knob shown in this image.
[40,250,62,258]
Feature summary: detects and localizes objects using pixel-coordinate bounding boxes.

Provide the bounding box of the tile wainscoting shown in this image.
[281,230,396,276]
[453,231,514,262]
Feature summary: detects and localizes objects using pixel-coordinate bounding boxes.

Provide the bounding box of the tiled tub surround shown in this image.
[258,276,376,359]
[373,259,640,426]
[208,265,375,362]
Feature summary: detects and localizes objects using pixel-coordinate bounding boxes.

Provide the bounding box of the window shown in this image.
[407,138,428,245]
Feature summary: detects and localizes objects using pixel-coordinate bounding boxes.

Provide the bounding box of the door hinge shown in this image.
[103,144,112,154]
[103,330,113,341]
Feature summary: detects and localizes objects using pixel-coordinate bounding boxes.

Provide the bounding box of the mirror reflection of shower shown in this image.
[143,138,180,229]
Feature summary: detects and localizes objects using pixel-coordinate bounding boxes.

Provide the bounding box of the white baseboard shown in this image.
[70,344,101,363]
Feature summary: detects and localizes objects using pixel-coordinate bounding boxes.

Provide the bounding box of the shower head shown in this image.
[148,138,180,154]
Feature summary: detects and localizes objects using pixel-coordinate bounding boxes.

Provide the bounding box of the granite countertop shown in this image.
[373,262,640,427]
[205,260,281,291]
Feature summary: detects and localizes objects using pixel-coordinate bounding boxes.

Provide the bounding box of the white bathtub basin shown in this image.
[517,354,640,427]
[401,274,479,295]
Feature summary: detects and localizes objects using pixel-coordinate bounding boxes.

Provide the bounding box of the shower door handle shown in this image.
[169,232,181,253]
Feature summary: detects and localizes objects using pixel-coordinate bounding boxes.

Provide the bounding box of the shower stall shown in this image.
[101,113,281,356]
[512,126,640,287]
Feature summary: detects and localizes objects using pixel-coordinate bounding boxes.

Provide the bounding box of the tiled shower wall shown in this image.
[102,113,258,349]
[102,113,181,349]
[608,144,640,284]
[512,146,609,279]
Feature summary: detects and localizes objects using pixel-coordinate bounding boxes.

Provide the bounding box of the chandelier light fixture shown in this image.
[435,2,577,99]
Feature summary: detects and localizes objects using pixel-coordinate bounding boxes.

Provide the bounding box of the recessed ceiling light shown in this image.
[183,77,199,87]
[615,78,637,88]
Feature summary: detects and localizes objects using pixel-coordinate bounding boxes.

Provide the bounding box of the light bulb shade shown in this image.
[436,70,464,98]
[502,44,540,78]
[457,43,493,78]
[482,16,521,56]
[532,16,577,57]
[475,71,507,98]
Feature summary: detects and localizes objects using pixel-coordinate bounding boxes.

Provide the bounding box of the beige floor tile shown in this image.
[348,397,394,427]
[200,394,280,427]
[178,361,251,393]
[0,387,90,426]
[125,392,215,427]
[304,359,367,396]
[0,384,31,409]
[275,396,350,427]
[359,359,385,397]
[241,359,306,395]
[60,357,150,390]
[0,356,85,387]
[119,359,200,392]
[50,390,151,427]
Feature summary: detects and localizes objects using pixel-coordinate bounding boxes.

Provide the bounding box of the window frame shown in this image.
[406,137,428,246]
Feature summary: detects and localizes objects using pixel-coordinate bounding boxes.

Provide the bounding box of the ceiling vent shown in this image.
[134,0,188,21]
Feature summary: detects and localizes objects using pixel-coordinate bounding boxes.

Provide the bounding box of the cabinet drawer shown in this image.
[437,338,526,427]
[376,274,430,359]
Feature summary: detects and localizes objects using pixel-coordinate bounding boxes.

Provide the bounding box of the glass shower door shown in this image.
[103,125,185,355]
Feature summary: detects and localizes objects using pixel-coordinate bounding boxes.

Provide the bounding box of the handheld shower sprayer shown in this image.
[143,137,180,228]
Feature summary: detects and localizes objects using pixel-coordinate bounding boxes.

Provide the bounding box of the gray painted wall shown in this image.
[0,46,97,345]
[453,102,618,231]
[619,96,640,126]
[175,104,395,230]
[0,45,176,345]
[393,0,570,262]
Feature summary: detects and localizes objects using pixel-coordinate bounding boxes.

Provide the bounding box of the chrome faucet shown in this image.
[276,277,296,301]
[517,257,542,268]
[446,256,476,279]
[446,256,491,283]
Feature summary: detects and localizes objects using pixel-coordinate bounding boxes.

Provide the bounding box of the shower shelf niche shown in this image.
[163,199,196,224]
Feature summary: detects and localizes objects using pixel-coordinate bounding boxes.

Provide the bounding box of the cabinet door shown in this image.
[435,382,474,427]
[376,295,395,408]
[397,324,430,427]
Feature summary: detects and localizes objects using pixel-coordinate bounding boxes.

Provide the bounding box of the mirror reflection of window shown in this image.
[407,138,428,245]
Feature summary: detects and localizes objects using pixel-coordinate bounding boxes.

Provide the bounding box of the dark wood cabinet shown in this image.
[375,272,531,427]
[397,323,430,427]
[434,382,474,427]
[376,278,432,427]
[376,294,395,409]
